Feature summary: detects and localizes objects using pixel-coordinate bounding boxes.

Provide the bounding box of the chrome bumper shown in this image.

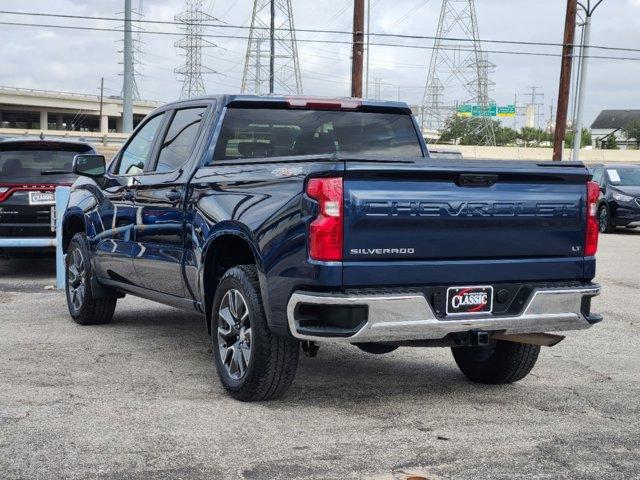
[286,285,601,343]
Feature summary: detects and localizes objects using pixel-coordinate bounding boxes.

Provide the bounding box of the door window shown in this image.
[116,113,166,176]
[591,168,603,185]
[154,107,207,173]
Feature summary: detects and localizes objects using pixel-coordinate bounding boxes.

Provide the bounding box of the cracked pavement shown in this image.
[0,230,639,479]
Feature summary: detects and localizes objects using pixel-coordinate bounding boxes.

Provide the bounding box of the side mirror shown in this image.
[73,154,106,178]
[600,185,606,194]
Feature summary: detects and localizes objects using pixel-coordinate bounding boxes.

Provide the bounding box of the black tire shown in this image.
[451,340,540,384]
[65,232,117,325]
[598,204,615,233]
[211,265,299,401]
[355,343,399,355]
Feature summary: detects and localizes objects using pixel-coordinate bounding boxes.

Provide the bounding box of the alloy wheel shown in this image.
[217,289,252,380]
[599,207,608,233]
[67,247,86,312]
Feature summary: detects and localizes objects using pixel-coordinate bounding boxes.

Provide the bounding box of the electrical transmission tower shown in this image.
[421,0,496,145]
[241,0,302,95]
[175,0,218,99]
[131,0,144,100]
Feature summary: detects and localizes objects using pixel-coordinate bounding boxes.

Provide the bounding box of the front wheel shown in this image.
[65,233,117,325]
[598,204,615,233]
[451,340,540,384]
[211,265,299,401]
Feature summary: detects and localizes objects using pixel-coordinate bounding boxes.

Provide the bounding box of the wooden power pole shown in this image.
[553,0,578,161]
[351,0,365,98]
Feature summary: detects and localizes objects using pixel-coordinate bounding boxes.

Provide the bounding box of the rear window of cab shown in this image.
[213,108,423,161]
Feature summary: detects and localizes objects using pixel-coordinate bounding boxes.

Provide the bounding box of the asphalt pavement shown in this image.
[0,231,639,479]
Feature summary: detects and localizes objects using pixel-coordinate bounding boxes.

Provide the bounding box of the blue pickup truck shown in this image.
[62,95,602,401]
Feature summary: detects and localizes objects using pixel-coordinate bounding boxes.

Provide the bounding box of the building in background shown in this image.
[590,109,640,149]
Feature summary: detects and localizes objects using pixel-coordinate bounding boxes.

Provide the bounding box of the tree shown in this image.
[564,128,592,149]
[519,127,550,147]
[439,115,500,145]
[495,126,518,146]
[605,135,619,150]
[623,120,640,149]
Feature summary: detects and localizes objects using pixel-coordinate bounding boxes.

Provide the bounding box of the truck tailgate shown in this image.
[343,160,589,263]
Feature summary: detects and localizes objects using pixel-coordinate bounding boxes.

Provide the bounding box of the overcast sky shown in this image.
[2,0,639,128]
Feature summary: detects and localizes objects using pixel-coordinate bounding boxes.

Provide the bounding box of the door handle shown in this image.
[165,189,183,203]
[122,190,135,201]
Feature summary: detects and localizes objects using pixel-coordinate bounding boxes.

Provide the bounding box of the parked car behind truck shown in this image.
[0,138,96,257]
[62,95,602,401]
[589,164,640,233]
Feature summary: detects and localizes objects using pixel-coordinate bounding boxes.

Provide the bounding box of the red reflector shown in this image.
[585,181,600,257]
[286,97,361,110]
[306,177,343,262]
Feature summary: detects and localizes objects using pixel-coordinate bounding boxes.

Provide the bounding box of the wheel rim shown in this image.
[599,207,608,232]
[67,247,86,312]
[216,289,252,380]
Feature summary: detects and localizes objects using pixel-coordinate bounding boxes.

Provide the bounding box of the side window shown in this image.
[116,113,165,176]
[154,107,207,173]
[591,168,604,186]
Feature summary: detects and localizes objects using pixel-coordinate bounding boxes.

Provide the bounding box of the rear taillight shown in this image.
[306,177,343,262]
[0,184,58,203]
[585,181,600,256]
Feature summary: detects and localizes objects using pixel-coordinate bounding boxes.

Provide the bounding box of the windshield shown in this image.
[213,108,423,160]
[0,143,92,177]
[606,167,640,186]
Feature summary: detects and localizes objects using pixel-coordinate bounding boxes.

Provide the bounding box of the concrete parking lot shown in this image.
[1,232,639,480]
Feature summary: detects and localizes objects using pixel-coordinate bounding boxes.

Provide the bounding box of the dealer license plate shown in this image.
[446,286,494,316]
[29,191,55,205]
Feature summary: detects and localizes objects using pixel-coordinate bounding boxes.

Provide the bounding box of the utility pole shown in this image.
[269,0,275,94]
[553,0,577,161]
[365,0,371,98]
[351,0,365,98]
[122,0,134,133]
[572,0,604,161]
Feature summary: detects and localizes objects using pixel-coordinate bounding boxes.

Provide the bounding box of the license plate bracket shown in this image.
[446,286,494,316]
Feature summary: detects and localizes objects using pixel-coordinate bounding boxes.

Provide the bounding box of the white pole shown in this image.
[572,14,591,161]
[55,186,71,289]
[123,0,134,133]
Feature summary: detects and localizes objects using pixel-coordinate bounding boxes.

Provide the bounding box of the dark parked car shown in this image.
[0,138,96,256]
[62,95,602,401]
[589,164,640,233]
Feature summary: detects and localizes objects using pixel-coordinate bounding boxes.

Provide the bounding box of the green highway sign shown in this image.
[456,104,515,118]
[497,105,516,117]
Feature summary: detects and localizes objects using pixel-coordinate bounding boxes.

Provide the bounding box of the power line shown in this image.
[1,9,640,55]
[2,19,640,63]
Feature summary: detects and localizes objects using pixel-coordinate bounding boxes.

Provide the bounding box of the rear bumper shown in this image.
[286,284,601,343]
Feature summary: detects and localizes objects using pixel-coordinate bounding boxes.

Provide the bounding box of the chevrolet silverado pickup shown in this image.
[62,95,602,401]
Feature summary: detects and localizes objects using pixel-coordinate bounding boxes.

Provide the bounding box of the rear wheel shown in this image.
[212,265,299,401]
[598,204,615,233]
[65,233,117,325]
[451,340,540,384]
